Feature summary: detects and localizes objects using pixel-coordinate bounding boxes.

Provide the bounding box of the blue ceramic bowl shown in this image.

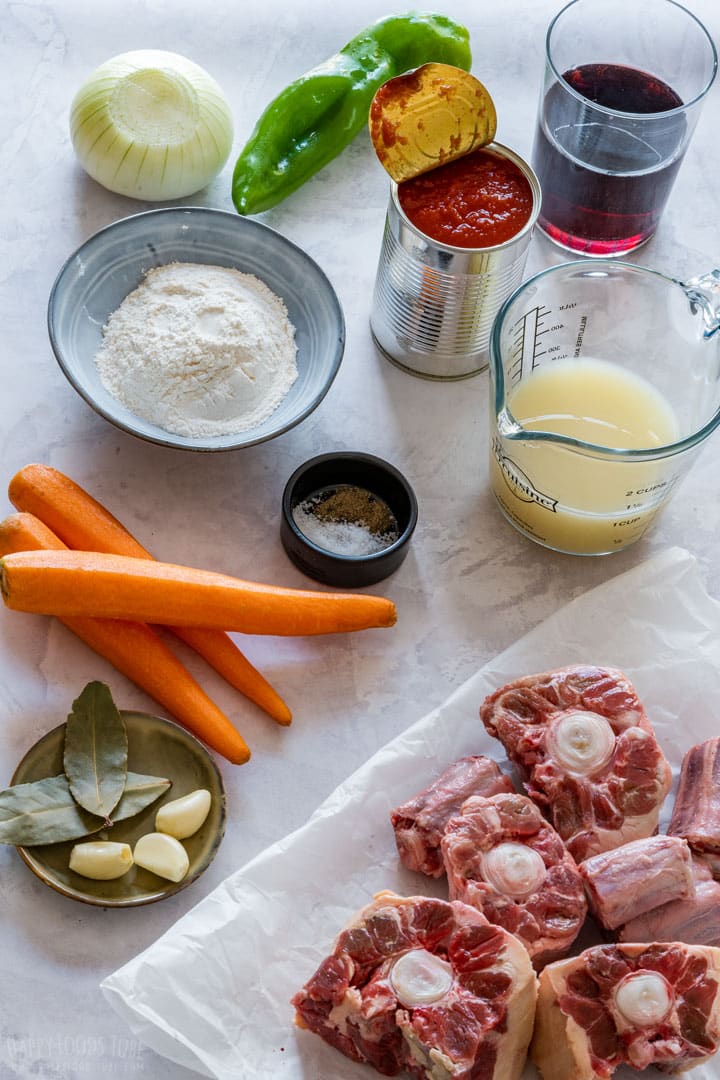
[48,207,345,451]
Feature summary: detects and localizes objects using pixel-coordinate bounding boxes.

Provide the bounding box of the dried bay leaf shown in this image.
[114,772,172,821]
[64,681,128,818]
[0,775,101,845]
[0,771,172,846]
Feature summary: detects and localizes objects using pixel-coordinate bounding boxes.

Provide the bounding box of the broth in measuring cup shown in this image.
[491,357,681,555]
[489,260,720,556]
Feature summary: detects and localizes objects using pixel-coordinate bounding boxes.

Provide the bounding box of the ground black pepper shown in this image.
[292,484,400,557]
[310,485,396,533]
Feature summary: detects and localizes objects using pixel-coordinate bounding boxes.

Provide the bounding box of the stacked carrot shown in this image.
[1,466,397,764]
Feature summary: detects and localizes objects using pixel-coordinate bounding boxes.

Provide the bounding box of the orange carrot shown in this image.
[0,549,398,634]
[9,464,291,725]
[8,466,150,557]
[0,514,250,764]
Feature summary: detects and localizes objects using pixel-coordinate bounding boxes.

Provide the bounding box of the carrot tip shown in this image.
[229,746,252,765]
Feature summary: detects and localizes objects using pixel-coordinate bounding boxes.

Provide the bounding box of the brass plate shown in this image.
[10,711,226,907]
[369,63,497,183]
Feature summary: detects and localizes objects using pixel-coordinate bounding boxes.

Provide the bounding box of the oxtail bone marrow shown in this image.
[441,792,587,970]
[531,942,720,1079]
[480,665,671,860]
[292,891,537,1080]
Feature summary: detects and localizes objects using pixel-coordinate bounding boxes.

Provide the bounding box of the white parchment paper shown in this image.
[102,547,720,1079]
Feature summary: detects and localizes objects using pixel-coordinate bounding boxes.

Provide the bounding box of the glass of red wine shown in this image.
[532,0,717,256]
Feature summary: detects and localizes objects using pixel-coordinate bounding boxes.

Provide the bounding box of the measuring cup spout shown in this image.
[682,269,720,338]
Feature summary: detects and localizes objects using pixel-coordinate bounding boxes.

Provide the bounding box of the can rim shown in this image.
[389,142,542,255]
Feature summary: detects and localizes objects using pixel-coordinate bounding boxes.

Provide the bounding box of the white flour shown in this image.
[95,262,298,438]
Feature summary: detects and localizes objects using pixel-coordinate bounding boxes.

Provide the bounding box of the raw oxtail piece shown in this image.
[530,942,720,1079]
[669,738,720,856]
[620,856,720,948]
[441,792,587,969]
[579,835,695,931]
[390,755,514,878]
[291,890,537,1080]
[480,665,672,861]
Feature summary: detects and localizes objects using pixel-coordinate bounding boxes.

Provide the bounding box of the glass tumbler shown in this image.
[531,0,717,256]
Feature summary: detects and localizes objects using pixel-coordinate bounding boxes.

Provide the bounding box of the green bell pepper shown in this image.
[231,13,472,215]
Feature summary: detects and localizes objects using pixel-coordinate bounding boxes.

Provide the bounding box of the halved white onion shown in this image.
[390,949,453,1007]
[70,50,233,200]
[614,972,673,1027]
[482,841,547,899]
[547,711,616,777]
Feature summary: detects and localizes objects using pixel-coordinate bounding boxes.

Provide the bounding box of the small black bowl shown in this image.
[281,452,418,588]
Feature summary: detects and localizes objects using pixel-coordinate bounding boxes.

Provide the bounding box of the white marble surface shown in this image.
[1,1,719,1077]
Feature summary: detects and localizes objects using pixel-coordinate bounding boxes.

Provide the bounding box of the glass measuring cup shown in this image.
[489,261,720,555]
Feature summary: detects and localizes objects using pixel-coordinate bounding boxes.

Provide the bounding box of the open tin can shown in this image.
[370,142,541,380]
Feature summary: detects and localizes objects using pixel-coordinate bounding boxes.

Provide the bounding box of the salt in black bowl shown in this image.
[281,452,418,588]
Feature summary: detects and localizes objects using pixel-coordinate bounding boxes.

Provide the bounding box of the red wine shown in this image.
[532,63,685,255]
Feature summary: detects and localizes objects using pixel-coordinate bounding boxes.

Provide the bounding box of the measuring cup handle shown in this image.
[681,269,720,338]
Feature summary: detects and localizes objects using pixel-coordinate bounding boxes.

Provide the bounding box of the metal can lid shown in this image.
[369,63,497,183]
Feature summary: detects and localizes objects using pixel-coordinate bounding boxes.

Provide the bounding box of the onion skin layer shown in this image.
[70,50,233,200]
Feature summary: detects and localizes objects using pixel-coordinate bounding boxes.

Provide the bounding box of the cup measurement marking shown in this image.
[509,305,570,385]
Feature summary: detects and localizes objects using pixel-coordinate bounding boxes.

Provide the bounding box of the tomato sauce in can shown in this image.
[397,146,534,249]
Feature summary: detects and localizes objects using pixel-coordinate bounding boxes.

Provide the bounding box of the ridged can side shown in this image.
[370,143,541,381]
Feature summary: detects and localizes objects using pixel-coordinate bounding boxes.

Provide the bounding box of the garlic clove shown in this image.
[482,841,547,899]
[69,841,133,880]
[134,832,190,882]
[614,971,673,1027]
[155,788,212,839]
[547,711,616,777]
[390,948,454,1007]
